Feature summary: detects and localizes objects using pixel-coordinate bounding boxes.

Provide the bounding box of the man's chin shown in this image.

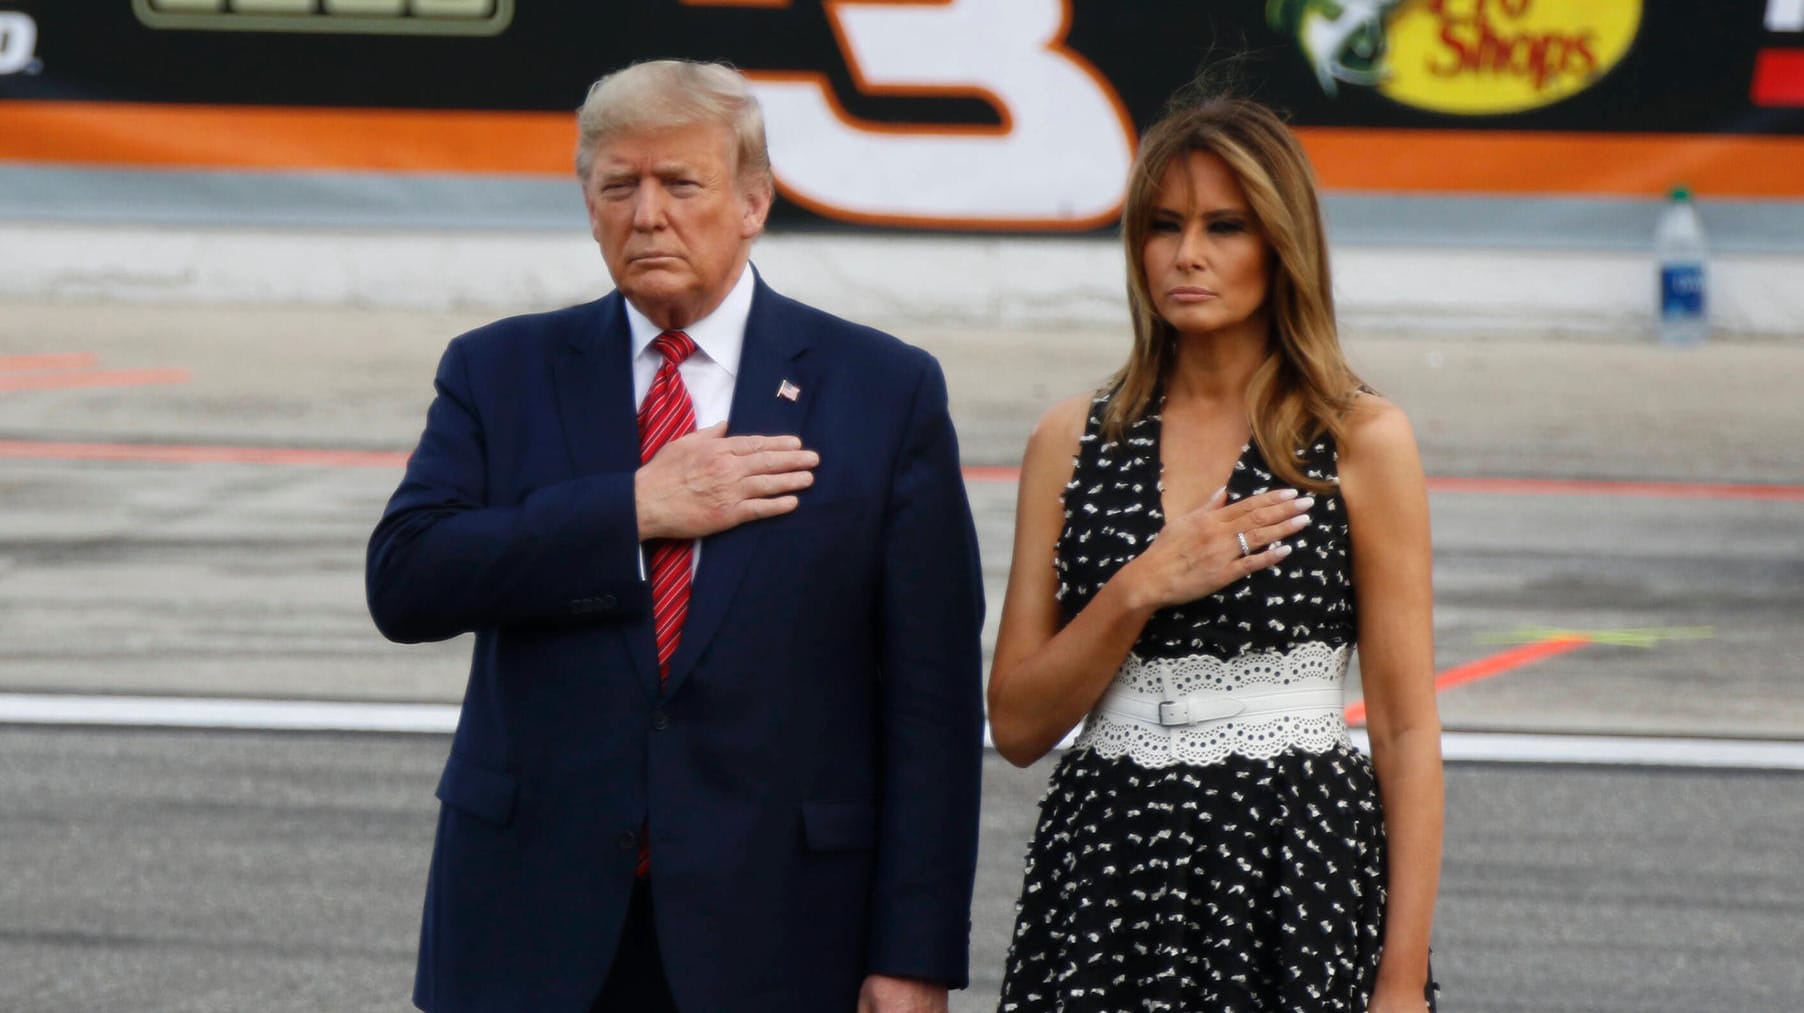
[619,281,701,326]
[621,263,693,292]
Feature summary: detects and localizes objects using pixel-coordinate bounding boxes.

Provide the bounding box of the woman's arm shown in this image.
[985,395,1311,767]
[1338,395,1444,1010]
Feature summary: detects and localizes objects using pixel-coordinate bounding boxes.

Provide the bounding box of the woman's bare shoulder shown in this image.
[1340,390,1417,460]
[1031,390,1096,448]
[1017,390,1098,490]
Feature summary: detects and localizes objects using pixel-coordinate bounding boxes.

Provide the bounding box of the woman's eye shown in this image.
[1210,219,1247,235]
[1151,219,1182,233]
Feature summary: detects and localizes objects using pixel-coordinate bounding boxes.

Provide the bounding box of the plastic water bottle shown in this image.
[1654,185,1709,347]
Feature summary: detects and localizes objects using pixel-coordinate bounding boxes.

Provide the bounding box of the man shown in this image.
[367,60,985,1013]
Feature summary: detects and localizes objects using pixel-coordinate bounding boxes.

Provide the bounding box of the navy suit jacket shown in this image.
[367,277,986,1012]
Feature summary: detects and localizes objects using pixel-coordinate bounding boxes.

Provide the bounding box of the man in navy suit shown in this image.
[367,60,985,1013]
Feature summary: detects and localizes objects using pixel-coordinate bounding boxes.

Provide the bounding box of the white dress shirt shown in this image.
[622,264,755,573]
[624,264,753,427]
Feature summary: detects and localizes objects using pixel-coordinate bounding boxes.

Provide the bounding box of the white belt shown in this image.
[1075,645,1354,767]
[1096,682,1344,729]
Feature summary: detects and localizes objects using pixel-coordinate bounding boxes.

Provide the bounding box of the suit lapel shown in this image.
[551,294,661,699]
[662,278,818,698]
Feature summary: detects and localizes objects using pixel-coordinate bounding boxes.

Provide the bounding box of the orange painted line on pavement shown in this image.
[0,440,407,468]
[963,467,1804,501]
[0,354,101,372]
[0,368,191,392]
[1425,475,1804,502]
[1344,635,1593,726]
[963,465,1020,483]
[7,440,1804,509]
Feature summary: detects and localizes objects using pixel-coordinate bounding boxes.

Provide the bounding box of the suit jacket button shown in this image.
[650,709,670,731]
[617,829,638,851]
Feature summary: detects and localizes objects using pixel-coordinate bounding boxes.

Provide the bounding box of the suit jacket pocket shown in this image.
[801,799,876,852]
[435,754,518,826]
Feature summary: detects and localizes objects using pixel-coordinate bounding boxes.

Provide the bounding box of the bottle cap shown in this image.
[1670,184,1693,202]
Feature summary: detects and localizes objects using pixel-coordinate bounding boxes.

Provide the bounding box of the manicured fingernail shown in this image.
[1291,513,1312,529]
[1213,486,1227,499]
[1294,496,1315,511]
[1273,543,1293,558]
[1277,488,1299,500]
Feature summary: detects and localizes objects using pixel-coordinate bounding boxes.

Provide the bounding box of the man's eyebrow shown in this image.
[650,161,705,179]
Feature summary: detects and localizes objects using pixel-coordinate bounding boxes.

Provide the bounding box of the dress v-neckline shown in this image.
[1149,391,1254,521]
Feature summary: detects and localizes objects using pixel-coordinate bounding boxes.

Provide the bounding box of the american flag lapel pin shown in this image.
[776,379,801,402]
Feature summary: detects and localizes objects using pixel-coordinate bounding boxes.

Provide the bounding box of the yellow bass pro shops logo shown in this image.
[1268,0,1643,114]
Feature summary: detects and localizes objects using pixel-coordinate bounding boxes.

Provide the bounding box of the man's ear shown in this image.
[741,178,774,239]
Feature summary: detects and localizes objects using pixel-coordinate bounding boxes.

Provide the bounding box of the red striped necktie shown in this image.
[637,329,699,681]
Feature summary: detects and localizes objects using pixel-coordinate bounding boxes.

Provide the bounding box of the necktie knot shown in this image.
[653,330,697,367]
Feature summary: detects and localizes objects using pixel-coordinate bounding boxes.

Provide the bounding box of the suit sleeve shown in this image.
[865,355,986,987]
[365,336,647,643]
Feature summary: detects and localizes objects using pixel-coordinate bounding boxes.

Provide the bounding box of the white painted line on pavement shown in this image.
[1413,730,1804,770]
[5,693,1804,771]
[0,693,458,734]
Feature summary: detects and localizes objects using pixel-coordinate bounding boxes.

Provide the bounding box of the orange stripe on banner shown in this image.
[0,368,190,392]
[0,101,574,175]
[0,354,101,372]
[6,101,1804,198]
[1344,635,1592,726]
[1294,128,1804,198]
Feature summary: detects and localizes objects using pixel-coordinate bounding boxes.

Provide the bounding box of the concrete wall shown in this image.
[4,221,1799,339]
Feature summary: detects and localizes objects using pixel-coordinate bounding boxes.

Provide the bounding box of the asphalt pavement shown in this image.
[3,293,1803,1011]
[3,728,1802,1013]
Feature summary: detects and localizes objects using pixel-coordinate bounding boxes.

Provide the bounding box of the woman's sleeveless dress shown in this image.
[997,391,1430,1012]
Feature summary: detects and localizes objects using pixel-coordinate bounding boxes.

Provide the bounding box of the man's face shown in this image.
[583,121,772,330]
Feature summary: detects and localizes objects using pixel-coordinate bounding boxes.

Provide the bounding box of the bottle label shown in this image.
[1661,264,1705,319]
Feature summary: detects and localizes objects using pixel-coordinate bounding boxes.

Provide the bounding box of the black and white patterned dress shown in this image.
[997,390,1435,1012]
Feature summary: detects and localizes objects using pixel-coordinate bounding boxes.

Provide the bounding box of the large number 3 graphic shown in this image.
[687,0,1136,229]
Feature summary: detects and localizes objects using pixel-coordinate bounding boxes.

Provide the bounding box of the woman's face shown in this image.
[1141,149,1272,342]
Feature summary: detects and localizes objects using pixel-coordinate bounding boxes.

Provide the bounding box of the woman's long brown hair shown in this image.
[1105,97,1362,494]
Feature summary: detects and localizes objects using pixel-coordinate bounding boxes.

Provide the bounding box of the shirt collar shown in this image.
[624,264,755,377]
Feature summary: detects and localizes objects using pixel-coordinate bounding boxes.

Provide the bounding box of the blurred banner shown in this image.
[1,0,1802,238]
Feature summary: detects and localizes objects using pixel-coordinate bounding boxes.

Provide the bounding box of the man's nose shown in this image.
[631,183,666,230]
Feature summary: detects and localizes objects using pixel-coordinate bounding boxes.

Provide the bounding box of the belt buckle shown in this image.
[1156,699,1188,726]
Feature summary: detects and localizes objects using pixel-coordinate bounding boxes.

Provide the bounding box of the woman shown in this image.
[989,96,1442,1012]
